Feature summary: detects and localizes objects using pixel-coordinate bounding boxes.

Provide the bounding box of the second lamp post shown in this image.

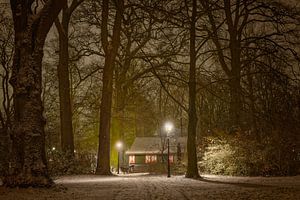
[164,122,174,178]
[116,141,123,174]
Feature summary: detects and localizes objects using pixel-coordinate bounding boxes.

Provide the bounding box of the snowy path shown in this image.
[0,174,299,199]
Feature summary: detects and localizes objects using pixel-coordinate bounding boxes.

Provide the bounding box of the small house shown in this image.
[125,136,187,172]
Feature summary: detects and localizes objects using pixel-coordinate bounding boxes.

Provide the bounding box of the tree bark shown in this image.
[4,0,66,187]
[228,73,242,127]
[0,128,9,178]
[226,0,243,127]
[55,0,83,157]
[200,0,245,128]
[0,29,12,179]
[186,0,200,178]
[57,11,74,156]
[96,0,124,175]
[96,50,115,175]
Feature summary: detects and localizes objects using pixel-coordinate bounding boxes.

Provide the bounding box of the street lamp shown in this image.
[164,122,174,178]
[115,141,123,174]
[164,122,174,134]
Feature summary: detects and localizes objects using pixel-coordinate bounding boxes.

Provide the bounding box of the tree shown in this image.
[96,0,124,175]
[148,0,201,177]
[55,0,84,157]
[195,0,300,175]
[135,0,201,177]
[186,0,200,178]
[111,1,161,166]
[198,0,300,128]
[0,7,13,179]
[198,0,247,127]
[4,0,66,187]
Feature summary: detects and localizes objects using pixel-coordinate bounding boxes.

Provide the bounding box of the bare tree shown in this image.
[4,0,66,187]
[96,0,124,175]
[0,7,13,179]
[199,0,300,128]
[186,0,200,178]
[55,0,84,157]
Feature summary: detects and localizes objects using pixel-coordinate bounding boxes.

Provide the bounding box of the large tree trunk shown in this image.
[0,34,12,179]
[111,74,125,166]
[224,0,243,128]
[55,0,83,157]
[0,128,9,179]
[96,52,114,175]
[186,0,200,178]
[7,40,51,187]
[0,74,11,179]
[96,0,124,175]
[111,50,131,166]
[228,73,242,127]
[228,31,242,128]
[56,7,74,157]
[4,0,65,187]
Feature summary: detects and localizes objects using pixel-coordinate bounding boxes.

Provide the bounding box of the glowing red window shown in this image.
[129,155,135,164]
[169,155,174,163]
[145,155,157,163]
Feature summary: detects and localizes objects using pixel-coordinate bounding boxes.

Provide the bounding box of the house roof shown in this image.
[125,136,187,155]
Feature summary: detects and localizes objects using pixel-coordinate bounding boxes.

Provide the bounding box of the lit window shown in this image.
[145,155,151,163]
[145,155,157,163]
[129,155,135,164]
[169,155,174,163]
[152,155,157,163]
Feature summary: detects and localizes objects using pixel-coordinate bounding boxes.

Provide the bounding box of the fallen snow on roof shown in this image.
[126,136,187,155]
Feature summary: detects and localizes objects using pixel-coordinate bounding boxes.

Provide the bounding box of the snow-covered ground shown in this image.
[0,174,299,199]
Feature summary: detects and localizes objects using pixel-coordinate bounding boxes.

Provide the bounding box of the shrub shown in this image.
[199,131,299,176]
[47,150,96,176]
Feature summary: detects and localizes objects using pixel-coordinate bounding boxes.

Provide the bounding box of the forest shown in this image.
[0,0,299,188]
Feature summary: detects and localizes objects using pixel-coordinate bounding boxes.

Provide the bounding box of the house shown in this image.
[125,136,187,172]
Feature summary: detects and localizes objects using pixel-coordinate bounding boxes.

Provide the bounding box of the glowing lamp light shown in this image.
[52,147,56,151]
[115,141,123,175]
[115,141,123,151]
[164,122,174,134]
[163,121,174,178]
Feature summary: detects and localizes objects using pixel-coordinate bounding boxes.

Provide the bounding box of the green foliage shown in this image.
[199,131,299,176]
[47,150,95,177]
[172,162,186,175]
[201,141,234,175]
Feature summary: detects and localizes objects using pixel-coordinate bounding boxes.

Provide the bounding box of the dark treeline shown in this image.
[0,0,299,187]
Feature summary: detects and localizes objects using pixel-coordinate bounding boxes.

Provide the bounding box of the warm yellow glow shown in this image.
[164,122,174,134]
[116,141,123,151]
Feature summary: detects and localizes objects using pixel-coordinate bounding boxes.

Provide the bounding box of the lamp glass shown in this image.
[164,122,174,134]
[116,141,123,151]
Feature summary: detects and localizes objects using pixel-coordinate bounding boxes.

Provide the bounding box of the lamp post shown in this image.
[164,122,174,178]
[116,141,123,174]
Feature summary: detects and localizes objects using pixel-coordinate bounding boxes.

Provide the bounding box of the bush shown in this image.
[47,150,96,176]
[199,131,299,176]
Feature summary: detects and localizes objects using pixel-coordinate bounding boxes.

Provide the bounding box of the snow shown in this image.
[0,174,299,199]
